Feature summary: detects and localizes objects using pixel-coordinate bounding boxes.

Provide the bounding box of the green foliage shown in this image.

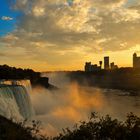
[53,112,140,140]
[0,112,140,140]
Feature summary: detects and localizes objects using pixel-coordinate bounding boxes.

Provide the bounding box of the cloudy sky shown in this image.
[0,0,140,71]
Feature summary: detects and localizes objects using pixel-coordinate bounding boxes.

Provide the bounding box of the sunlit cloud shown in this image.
[0,0,140,70]
[1,16,13,21]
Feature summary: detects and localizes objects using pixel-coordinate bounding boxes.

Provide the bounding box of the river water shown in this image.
[31,72,140,136]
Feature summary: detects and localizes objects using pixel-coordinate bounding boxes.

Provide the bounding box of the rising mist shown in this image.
[30,72,140,136]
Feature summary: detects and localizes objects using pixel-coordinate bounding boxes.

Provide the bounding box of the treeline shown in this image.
[0,113,140,140]
[0,64,40,81]
[67,68,140,94]
[0,64,50,88]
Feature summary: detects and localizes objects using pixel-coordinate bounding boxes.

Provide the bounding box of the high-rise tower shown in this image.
[133,53,140,68]
[104,56,109,70]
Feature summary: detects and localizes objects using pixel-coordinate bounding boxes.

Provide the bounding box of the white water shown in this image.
[0,80,34,121]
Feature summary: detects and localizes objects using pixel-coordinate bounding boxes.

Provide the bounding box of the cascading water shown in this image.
[0,80,34,121]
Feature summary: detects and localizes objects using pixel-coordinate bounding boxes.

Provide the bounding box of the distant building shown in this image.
[85,55,120,71]
[85,62,101,72]
[99,61,102,69]
[133,53,140,68]
[85,62,92,72]
[114,65,118,69]
[110,62,114,69]
[110,62,118,70]
[91,64,101,71]
[104,56,109,70]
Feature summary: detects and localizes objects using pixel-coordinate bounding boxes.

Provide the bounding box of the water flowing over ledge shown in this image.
[0,80,34,121]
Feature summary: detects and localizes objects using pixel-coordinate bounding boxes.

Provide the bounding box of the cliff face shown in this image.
[0,65,51,89]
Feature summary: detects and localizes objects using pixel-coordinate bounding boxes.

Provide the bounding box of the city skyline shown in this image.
[0,0,140,71]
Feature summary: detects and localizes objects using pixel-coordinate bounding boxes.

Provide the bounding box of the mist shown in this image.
[30,72,140,136]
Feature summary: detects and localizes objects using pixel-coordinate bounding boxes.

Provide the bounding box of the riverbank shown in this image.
[67,69,140,95]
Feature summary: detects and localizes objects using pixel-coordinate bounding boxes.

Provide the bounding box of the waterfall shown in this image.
[0,80,34,121]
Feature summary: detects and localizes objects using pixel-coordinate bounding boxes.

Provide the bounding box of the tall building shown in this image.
[99,61,102,69]
[85,62,91,72]
[133,53,140,68]
[110,62,114,69]
[104,56,109,70]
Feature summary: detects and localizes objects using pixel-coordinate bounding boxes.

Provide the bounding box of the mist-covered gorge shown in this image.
[30,72,140,136]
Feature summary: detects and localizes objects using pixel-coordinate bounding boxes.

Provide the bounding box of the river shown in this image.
[30,72,140,136]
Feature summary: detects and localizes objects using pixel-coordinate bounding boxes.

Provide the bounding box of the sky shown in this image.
[0,0,140,71]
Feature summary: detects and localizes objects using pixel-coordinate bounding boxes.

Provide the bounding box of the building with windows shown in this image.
[85,62,101,72]
[85,62,92,72]
[104,56,109,70]
[133,53,140,68]
[110,62,118,70]
[85,56,119,71]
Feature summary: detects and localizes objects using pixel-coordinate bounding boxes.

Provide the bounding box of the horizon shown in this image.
[0,0,140,71]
